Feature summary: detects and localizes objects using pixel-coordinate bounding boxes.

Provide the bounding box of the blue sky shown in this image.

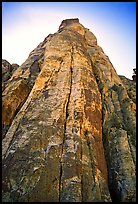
[2,2,136,79]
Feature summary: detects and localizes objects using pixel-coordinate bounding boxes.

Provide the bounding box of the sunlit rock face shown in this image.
[2,18,136,202]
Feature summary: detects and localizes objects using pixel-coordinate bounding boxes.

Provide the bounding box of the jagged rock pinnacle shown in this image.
[59,18,79,30]
[2,19,136,202]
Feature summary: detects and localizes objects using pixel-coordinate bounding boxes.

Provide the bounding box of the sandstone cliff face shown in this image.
[2,18,136,202]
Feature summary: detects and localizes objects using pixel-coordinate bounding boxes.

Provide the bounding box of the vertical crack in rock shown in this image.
[86,41,136,202]
[89,55,136,202]
[126,133,136,166]
[59,46,74,201]
[117,87,136,165]
[113,87,135,166]
[82,113,97,194]
[79,113,84,202]
[86,137,96,190]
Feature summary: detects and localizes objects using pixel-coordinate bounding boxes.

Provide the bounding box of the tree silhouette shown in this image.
[132,68,136,81]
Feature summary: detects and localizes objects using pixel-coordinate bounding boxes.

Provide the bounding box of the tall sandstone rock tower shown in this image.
[2,18,136,202]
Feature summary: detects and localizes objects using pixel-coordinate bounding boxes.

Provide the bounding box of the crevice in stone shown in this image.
[80,122,83,202]
[105,90,124,201]
[100,87,135,202]
[59,46,74,201]
[117,90,136,166]
[126,135,136,166]
[86,137,96,191]
[88,59,123,202]
[80,140,83,202]
[101,114,114,202]
[111,85,136,166]
[87,57,113,201]
[87,56,104,185]
[100,100,118,202]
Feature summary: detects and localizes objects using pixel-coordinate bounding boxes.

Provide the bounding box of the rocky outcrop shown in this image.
[119,75,136,104]
[2,35,52,139]
[59,18,79,30]
[2,60,19,91]
[2,19,136,202]
[2,60,12,83]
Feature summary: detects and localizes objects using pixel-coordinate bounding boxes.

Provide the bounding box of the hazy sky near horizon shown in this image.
[2,2,136,79]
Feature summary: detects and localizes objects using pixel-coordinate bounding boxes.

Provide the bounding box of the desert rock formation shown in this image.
[2,18,136,202]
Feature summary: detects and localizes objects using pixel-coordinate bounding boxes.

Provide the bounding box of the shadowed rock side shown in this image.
[119,75,136,105]
[2,19,136,202]
[86,36,136,201]
[2,60,19,91]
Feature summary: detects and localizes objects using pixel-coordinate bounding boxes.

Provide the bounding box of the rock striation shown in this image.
[2,18,136,202]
